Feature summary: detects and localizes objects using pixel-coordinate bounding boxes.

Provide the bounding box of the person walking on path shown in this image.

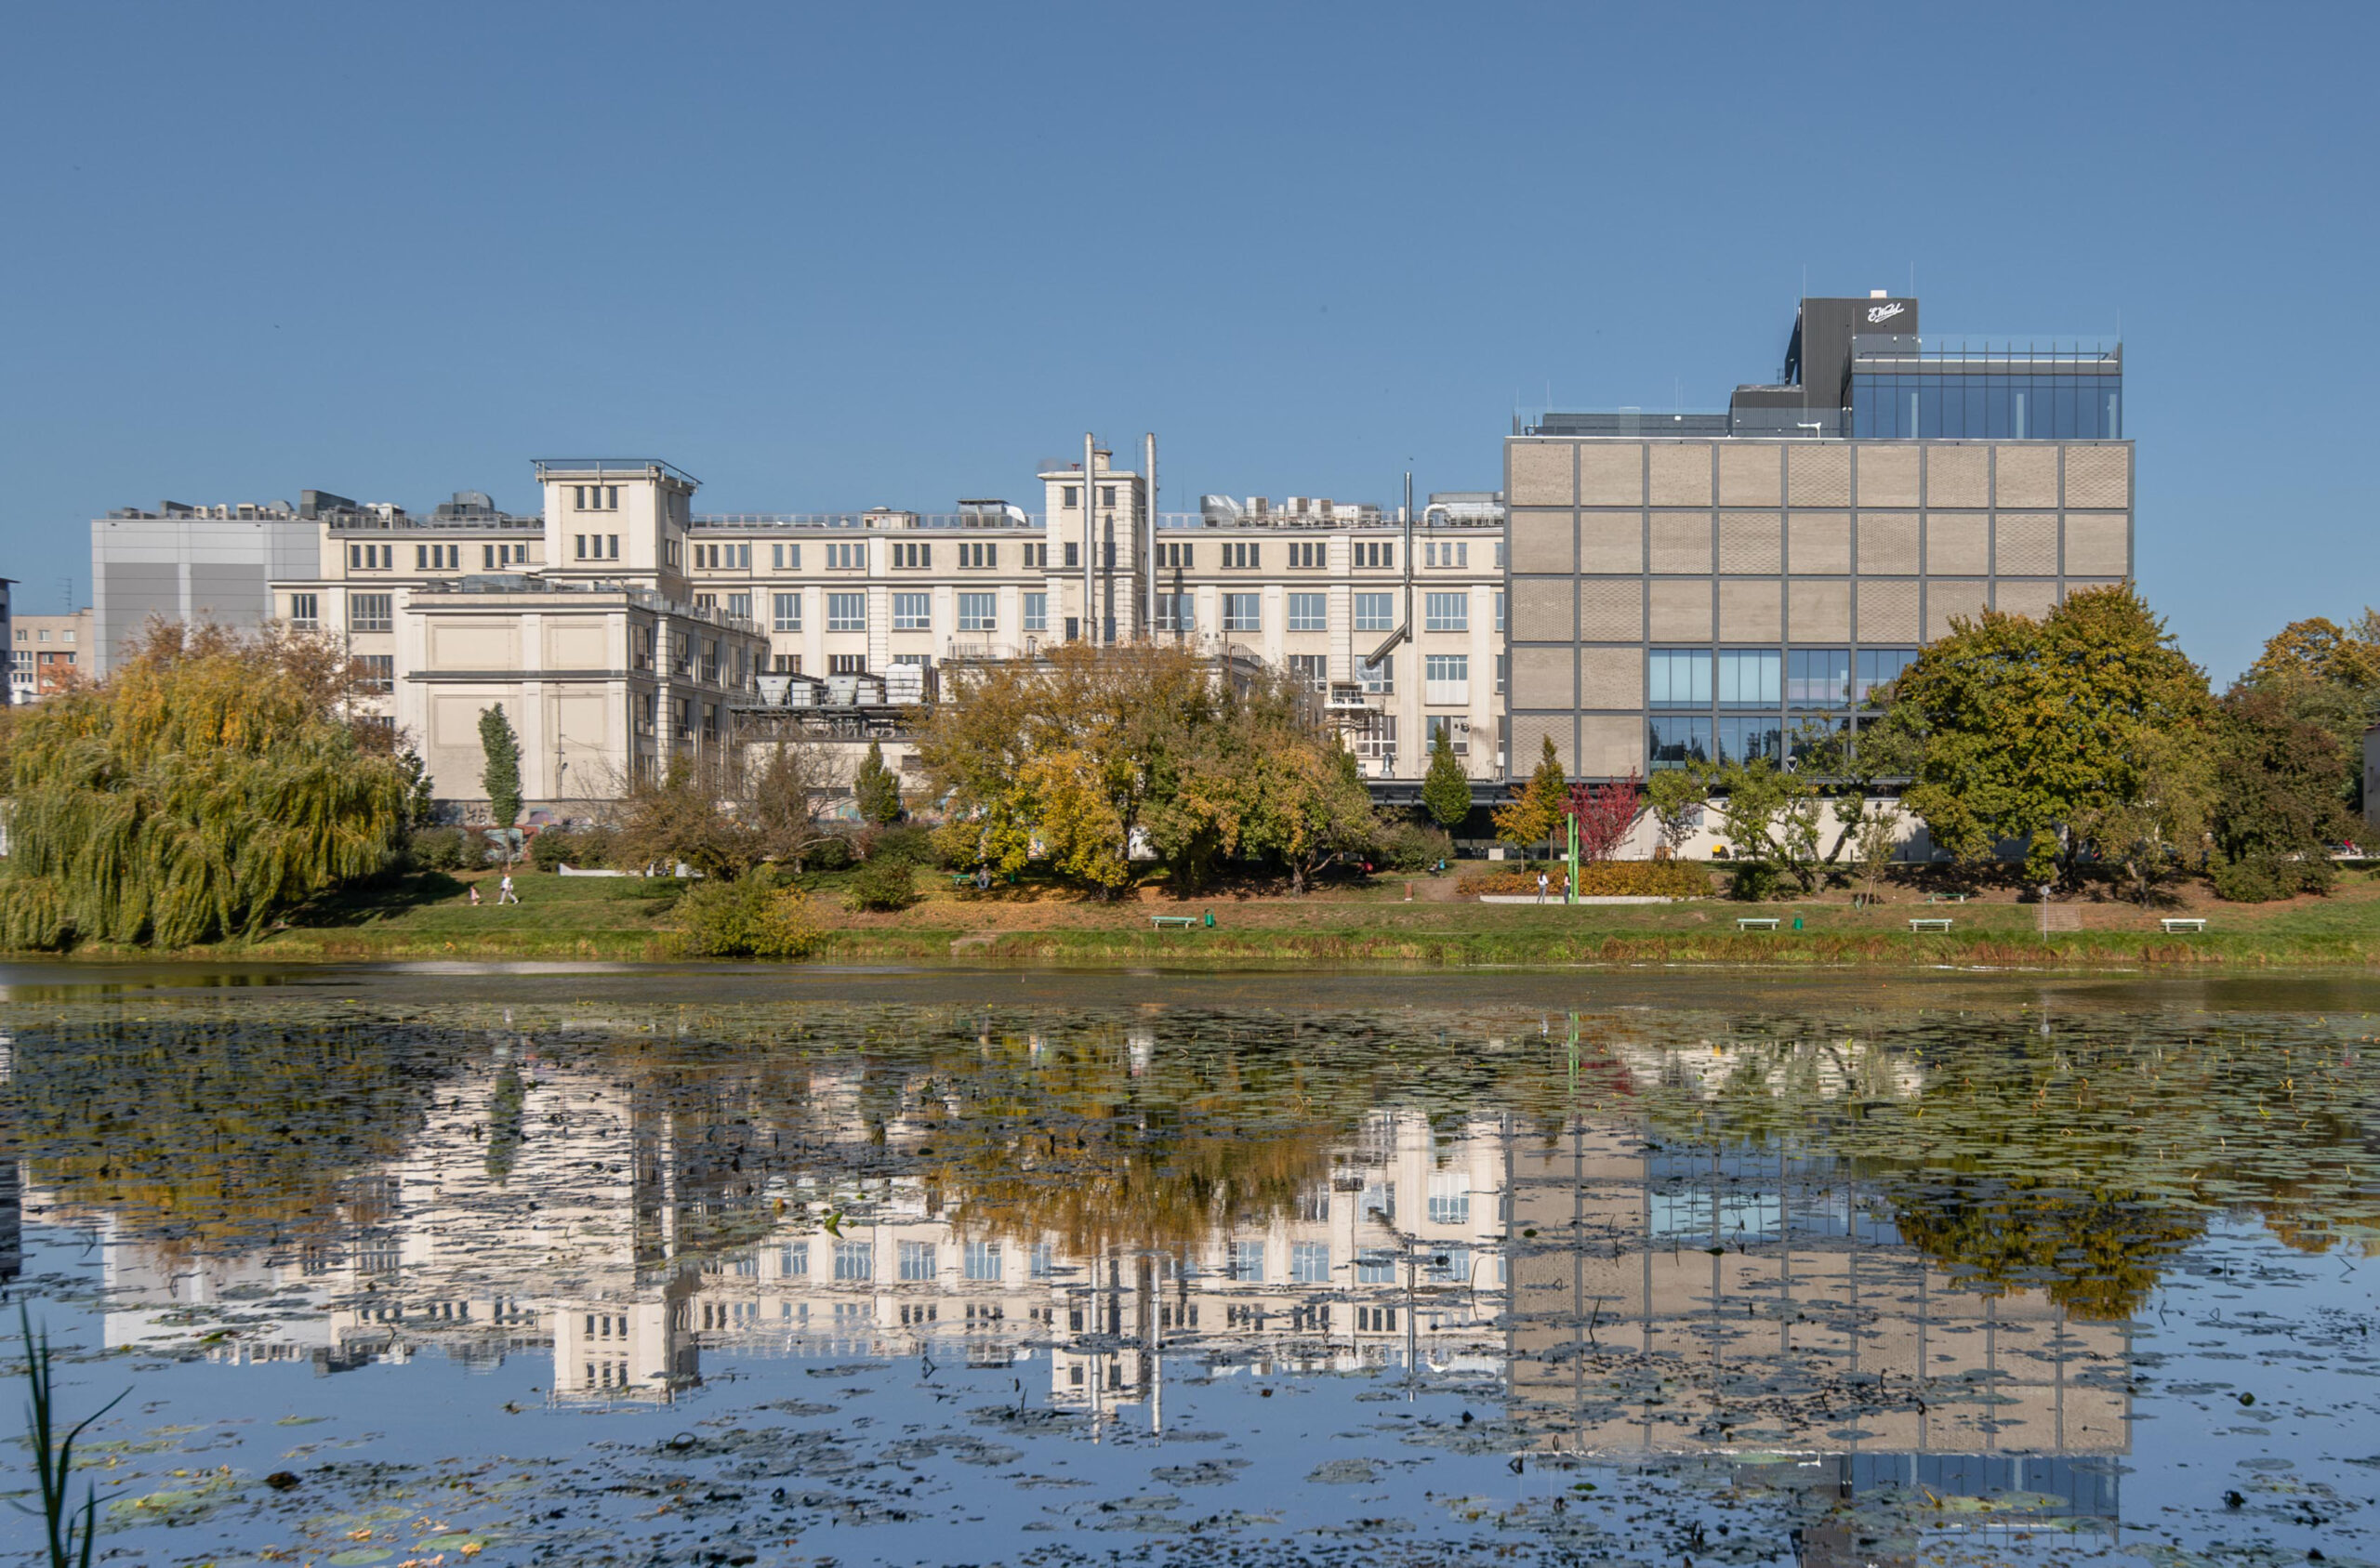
[498,872,519,905]
[1536,869,1549,904]
[468,883,482,906]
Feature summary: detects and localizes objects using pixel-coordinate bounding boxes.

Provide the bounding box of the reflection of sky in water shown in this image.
[0,980,2374,1565]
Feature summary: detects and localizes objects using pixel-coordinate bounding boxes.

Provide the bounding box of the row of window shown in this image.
[1851,372,2122,441]
[11,626,75,642]
[1650,712,1872,771]
[574,534,622,560]
[1155,590,1497,636]
[349,542,531,572]
[570,485,621,511]
[1646,647,1917,710]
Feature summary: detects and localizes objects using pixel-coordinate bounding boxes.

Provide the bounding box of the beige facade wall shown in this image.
[1995,444,2059,507]
[1717,578,1781,641]
[1508,442,1573,506]
[1578,646,1639,708]
[1579,444,1643,505]
[1859,578,1920,642]
[1580,516,1643,573]
[1996,578,2061,619]
[1717,511,1780,573]
[1578,578,1642,639]
[1579,715,1641,777]
[1715,443,1780,507]
[1511,646,1573,709]
[1647,444,1712,506]
[2067,513,2131,575]
[1648,579,1712,640]
[1924,444,1990,507]
[1926,579,1990,639]
[1858,513,1920,573]
[1926,512,1989,575]
[1510,578,1573,641]
[1649,514,1712,573]
[1996,513,2059,575]
[2065,444,2130,507]
[1786,443,1850,505]
[1856,445,1921,507]
[1508,509,1573,573]
[1788,578,1850,640]
[1788,511,1850,573]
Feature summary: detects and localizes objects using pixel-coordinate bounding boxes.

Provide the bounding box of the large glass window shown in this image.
[1427,1172,1471,1225]
[892,592,931,631]
[1785,648,1850,708]
[1648,715,1712,771]
[826,592,866,632]
[1855,647,1918,706]
[898,1241,935,1281]
[1227,1241,1264,1283]
[1648,648,1712,708]
[1355,1252,1396,1285]
[1717,649,1781,706]
[1424,591,1468,632]
[1423,653,1469,705]
[1359,654,1393,694]
[1287,592,1326,632]
[1852,369,2122,440]
[349,593,392,633]
[956,592,996,632]
[1222,593,1261,633]
[1154,592,1193,632]
[833,1241,874,1281]
[1022,592,1048,633]
[773,592,801,632]
[1354,592,1395,632]
[964,1241,1001,1282]
[1291,1243,1330,1284]
[1717,714,1784,765]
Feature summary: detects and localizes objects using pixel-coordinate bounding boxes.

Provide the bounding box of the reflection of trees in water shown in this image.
[11,1001,2375,1318]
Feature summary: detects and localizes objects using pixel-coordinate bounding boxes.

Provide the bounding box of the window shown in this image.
[771,652,800,674]
[1288,540,1325,569]
[1226,1241,1264,1283]
[1022,592,1048,632]
[665,539,681,570]
[773,543,801,570]
[898,1241,936,1281]
[1291,1243,1330,1284]
[833,1242,875,1282]
[727,592,750,621]
[965,1241,1002,1282]
[288,593,319,627]
[1494,542,1506,569]
[892,541,931,570]
[347,543,392,570]
[892,593,931,631]
[1062,542,1078,569]
[1354,592,1395,633]
[1287,652,1326,689]
[1427,1172,1471,1225]
[1497,652,1508,694]
[826,542,865,571]
[773,592,802,631]
[417,543,460,570]
[1428,714,1470,755]
[483,542,532,569]
[1023,542,1049,569]
[1029,1244,1056,1280]
[1099,485,1116,508]
[1648,715,1713,771]
[1424,591,1468,633]
[1648,649,1713,708]
[827,593,866,632]
[605,534,619,560]
[1222,593,1261,632]
[1424,653,1469,705]
[1153,592,1193,632]
[1425,539,1468,568]
[1287,593,1326,632]
[1354,541,1394,569]
[957,592,996,632]
[828,653,866,675]
[1855,647,1917,706]
[695,543,751,571]
[1223,541,1260,569]
[572,485,620,511]
[1718,713,1784,765]
[959,541,996,569]
[349,593,393,633]
[781,1243,809,1279]
[358,654,394,692]
[1062,485,1078,509]
[1717,649,1781,706]
[1355,1251,1396,1285]
[1157,541,1193,570]
[1359,654,1394,695]
[1786,648,1852,708]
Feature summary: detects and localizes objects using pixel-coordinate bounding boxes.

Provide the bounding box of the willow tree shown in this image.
[0,622,410,948]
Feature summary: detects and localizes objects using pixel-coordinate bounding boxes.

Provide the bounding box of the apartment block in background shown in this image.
[8,608,93,704]
[1504,293,2131,780]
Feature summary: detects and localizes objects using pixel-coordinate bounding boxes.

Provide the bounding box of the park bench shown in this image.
[1735,917,1779,931]
[1908,917,1954,934]
[1925,893,1968,904]
[1149,915,1199,929]
[2160,917,2208,934]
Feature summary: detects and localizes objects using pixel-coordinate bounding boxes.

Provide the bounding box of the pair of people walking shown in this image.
[469,873,520,906]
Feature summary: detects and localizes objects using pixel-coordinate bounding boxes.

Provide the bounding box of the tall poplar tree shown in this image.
[479,705,522,829]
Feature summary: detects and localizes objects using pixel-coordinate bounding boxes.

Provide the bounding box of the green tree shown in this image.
[1709,757,1818,898]
[396,747,437,827]
[1642,763,1707,859]
[2241,612,2380,816]
[1144,669,1376,893]
[478,705,522,831]
[608,738,839,880]
[0,622,410,948]
[1492,734,1567,859]
[1421,721,1471,829]
[1895,585,2215,884]
[2208,683,2355,901]
[854,739,903,825]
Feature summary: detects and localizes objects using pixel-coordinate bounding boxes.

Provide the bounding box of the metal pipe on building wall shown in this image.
[1082,430,1096,646]
[1143,431,1157,642]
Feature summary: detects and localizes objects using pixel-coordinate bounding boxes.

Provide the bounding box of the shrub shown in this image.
[1728,862,1780,902]
[846,856,919,912]
[673,871,824,958]
[2210,853,2304,904]
[1373,819,1452,873]
[528,828,578,872]
[861,824,936,867]
[808,834,855,871]
[1461,861,1712,898]
[410,827,468,872]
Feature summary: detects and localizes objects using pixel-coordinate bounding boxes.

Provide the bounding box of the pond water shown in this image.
[2,964,2377,1566]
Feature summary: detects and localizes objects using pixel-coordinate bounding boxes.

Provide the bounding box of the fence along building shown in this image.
[1504,293,2132,781]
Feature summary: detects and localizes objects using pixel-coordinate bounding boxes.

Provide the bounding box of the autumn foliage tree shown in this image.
[1493,735,1568,858]
[1563,770,1643,861]
[0,621,411,948]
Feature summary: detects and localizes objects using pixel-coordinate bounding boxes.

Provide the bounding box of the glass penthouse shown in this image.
[1502,293,2131,780]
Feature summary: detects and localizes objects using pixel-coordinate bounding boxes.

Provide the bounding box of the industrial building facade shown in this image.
[1503,295,2132,779]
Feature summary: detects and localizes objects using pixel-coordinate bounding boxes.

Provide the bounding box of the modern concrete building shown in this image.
[1504,293,2131,780]
[8,608,92,703]
[90,500,316,678]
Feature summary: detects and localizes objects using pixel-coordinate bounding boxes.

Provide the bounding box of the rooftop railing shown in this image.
[1850,334,2122,366]
[533,457,701,486]
[409,575,761,636]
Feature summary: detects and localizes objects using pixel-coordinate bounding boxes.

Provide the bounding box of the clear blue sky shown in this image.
[4,2,2373,679]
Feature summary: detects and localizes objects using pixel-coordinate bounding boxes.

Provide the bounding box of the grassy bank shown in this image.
[18,861,2373,969]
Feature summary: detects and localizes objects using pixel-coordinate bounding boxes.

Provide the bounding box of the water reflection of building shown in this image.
[45,1041,2129,1535]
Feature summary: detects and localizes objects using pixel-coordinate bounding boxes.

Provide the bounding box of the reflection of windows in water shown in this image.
[964,1240,1002,1282]
[966,1342,1014,1368]
[1291,1242,1331,1283]
[300,1244,334,1276]
[1226,1303,1266,1329]
[964,1301,1003,1323]
[1029,1243,1056,1279]
[1070,1364,1086,1387]
[1359,1181,1396,1224]
[1227,1240,1265,1282]
[1356,1251,1397,1285]
[899,1302,936,1325]
[899,1241,937,1281]
[355,1234,400,1276]
[1290,1304,1331,1333]
[1427,1172,1471,1226]
[1296,1184,1330,1224]
[734,1253,759,1277]
[1159,1302,1198,1330]
[833,1301,869,1323]
[780,1242,808,1278]
[1424,1246,1471,1284]
[1355,1305,1397,1331]
[833,1241,874,1281]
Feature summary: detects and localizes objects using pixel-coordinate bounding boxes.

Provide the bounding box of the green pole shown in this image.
[1567,812,1580,904]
